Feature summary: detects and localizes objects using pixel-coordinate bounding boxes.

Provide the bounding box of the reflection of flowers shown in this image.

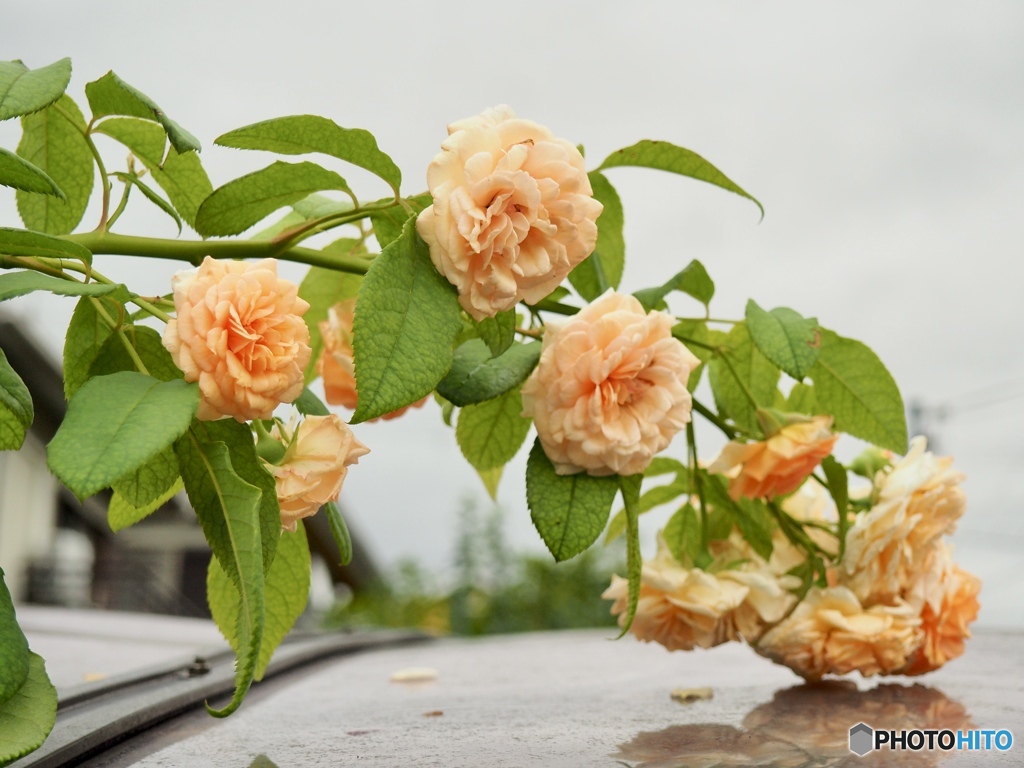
[521,291,700,476]
[416,105,602,320]
[163,257,311,422]
[613,682,972,768]
[708,415,838,500]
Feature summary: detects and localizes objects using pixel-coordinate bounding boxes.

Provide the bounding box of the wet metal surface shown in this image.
[88,628,1020,767]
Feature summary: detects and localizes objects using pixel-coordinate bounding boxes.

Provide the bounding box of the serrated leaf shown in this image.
[108,478,183,532]
[294,387,330,417]
[47,373,198,499]
[809,329,907,453]
[568,171,624,301]
[471,309,516,357]
[598,139,763,217]
[708,322,780,433]
[0,57,71,120]
[175,431,263,717]
[111,445,180,509]
[820,455,849,542]
[209,524,309,681]
[437,339,541,407]
[0,568,30,704]
[616,473,643,636]
[216,115,401,195]
[96,117,212,228]
[703,473,774,560]
[16,95,93,234]
[634,260,715,312]
[351,220,462,422]
[0,653,57,766]
[111,171,182,233]
[0,348,33,452]
[455,386,532,471]
[325,500,353,566]
[745,300,819,380]
[526,440,619,562]
[663,503,703,565]
[605,458,690,544]
[63,296,119,399]
[297,242,363,381]
[0,148,65,198]
[476,466,503,500]
[195,161,352,237]
[0,271,127,303]
[787,382,818,415]
[0,226,91,266]
[369,193,431,249]
[88,324,183,382]
[85,71,200,154]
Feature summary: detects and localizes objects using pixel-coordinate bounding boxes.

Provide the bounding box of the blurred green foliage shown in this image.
[324,500,623,635]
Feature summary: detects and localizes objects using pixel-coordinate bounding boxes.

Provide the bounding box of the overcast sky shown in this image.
[2,2,1022,625]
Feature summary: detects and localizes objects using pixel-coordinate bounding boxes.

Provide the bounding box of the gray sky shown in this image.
[2,2,1022,625]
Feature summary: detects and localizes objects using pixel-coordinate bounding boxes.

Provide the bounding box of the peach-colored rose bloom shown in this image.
[416,105,603,320]
[756,586,922,681]
[841,437,966,604]
[902,563,980,676]
[266,414,369,532]
[707,415,839,500]
[521,291,700,476]
[163,257,311,422]
[317,300,428,420]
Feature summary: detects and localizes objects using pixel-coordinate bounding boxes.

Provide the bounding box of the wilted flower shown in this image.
[416,105,602,320]
[521,291,700,476]
[707,414,838,500]
[265,414,369,531]
[163,257,310,421]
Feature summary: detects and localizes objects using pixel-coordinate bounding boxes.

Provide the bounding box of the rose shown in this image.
[415,105,603,320]
[317,299,428,420]
[707,415,838,500]
[163,257,311,422]
[265,414,369,532]
[756,586,922,680]
[902,554,981,676]
[521,290,700,476]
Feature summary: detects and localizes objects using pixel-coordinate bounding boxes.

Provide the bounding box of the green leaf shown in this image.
[0,568,29,704]
[110,444,180,509]
[199,419,281,576]
[470,309,516,358]
[294,387,330,417]
[216,115,402,196]
[476,466,503,501]
[88,324,183,382]
[47,373,199,499]
[455,386,532,471]
[86,71,200,154]
[0,57,71,120]
[672,319,714,392]
[370,193,432,249]
[0,653,57,766]
[809,329,907,453]
[0,348,33,452]
[745,301,819,381]
[195,161,352,237]
[16,95,93,234]
[633,260,715,312]
[0,226,91,265]
[568,171,624,301]
[708,322,780,434]
[0,271,127,304]
[96,117,212,228]
[437,339,541,407]
[704,473,774,560]
[663,503,704,565]
[175,431,263,717]
[111,171,182,233]
[0,148,65,198]
[351,220,462,422]
[597,139,764,217]
[63,296,118,399]
[325,500,353,566]
[209,524,309,681]
[297,242,363,381]
[616,473,643,636]
[108,477,183,532]
[787,382,818,415]
[526,440,619,562]
[820,455,849,542]
[604,458,690,544]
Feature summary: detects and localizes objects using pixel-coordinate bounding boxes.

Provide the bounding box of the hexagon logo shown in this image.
[849,722,874,756]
